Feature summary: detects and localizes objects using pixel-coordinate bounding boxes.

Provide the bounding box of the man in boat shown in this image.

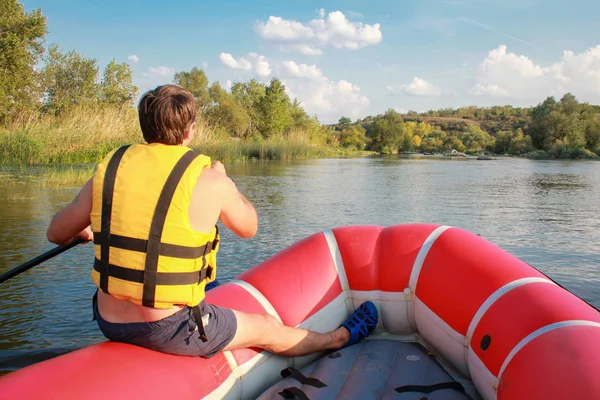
[46,84,378,359]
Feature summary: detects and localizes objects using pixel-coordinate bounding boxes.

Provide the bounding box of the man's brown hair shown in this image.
[138,84,197,145]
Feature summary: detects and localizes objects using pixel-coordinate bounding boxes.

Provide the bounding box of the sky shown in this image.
[22,0,600,124]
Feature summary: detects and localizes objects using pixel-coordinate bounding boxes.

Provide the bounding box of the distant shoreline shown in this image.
[1,151,597,190]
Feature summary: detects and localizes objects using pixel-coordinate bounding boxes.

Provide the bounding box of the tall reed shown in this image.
[1,106,328,166]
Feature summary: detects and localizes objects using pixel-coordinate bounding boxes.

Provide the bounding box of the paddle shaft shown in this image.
[0,238,85,284]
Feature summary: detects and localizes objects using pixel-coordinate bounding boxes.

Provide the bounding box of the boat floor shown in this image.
[257,336,481,400]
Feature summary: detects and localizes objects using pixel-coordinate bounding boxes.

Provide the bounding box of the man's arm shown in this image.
[47,178,94,245]
[218,177,258,238]
[190,162,258,238]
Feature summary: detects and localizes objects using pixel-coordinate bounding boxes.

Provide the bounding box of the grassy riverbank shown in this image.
[0,106,330,167]
[0,106,339,188]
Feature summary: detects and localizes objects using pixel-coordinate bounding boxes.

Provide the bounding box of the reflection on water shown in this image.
[1,156,599,374]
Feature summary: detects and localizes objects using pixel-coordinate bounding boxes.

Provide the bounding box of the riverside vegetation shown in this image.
[1,0,599,187]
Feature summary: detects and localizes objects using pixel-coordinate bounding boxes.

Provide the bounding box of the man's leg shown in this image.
[223,310,351,357]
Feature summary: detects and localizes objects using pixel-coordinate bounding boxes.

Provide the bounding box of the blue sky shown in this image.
[22,0,600,123]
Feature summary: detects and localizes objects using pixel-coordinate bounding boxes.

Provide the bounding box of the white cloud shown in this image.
[142,66,175,78]
[201,61,209,68]
[281,61,323,79]
[318,8,325,18]
[249,53,271,77]
[469,83,509,96]
[549,46,600,93]
[479,45,544,79]
[219,53,252,70]
[225,80,232,91]
[127,55,139,64]
[388,77,441,97]
[280,64,369,122]
[290,78,370,123]
[220,52,271,77]
[280,44,324,56]
[255,11,382,55]
[470,44,600,102]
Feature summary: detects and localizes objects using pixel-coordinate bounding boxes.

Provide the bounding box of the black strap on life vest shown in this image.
[93,232,217,259]
[141,150,201,307]
[191,303,208,342]
[99,145,130,293]
[394,381,465,394]
[92,258,213,285]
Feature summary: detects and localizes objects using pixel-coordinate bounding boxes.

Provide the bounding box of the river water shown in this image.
[0,155,599,375]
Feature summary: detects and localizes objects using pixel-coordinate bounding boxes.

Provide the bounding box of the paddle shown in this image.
[0,238,86,284]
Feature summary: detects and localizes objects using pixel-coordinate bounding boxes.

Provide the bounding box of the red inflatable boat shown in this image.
[1,224,599,399]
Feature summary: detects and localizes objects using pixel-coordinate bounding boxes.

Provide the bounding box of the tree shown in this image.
[585,119,600,153]
[338,116,352,129]
[446,136,466,152]
[459,125,494,152]
[42,44,99,113]
[528,96,557,150]
[231,79,266,137]
[414,121,434,137]
[420,137,444,153]
[0,0,47,124]
[494,130,514,154]
[508,128,533,154]
[100,59,138,107]
[173,67,210,110]
[339,125,366,150]
[204,81,250,137]
[411,135,423,149]
[367,109,405,153]
[527,93,597,152]
[259,78,292,138]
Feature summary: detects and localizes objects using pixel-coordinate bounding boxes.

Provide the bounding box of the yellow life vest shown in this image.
[90,143,219,312]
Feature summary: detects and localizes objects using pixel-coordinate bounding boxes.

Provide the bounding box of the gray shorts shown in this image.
[93,294,237,358]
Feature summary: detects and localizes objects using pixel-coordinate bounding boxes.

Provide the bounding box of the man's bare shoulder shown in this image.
[195,167,235,193]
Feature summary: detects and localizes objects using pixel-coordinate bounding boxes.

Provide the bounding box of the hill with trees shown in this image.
[331,96,600,158]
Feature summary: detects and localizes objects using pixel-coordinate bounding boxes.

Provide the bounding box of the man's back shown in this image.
[97,153,257,324]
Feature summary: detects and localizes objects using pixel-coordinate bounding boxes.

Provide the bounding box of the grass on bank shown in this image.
[0,106,331,167]
[0,106,338,187]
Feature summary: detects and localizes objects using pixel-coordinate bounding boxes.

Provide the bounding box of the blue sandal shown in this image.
[206,279,220,291]
[341,301,378,348]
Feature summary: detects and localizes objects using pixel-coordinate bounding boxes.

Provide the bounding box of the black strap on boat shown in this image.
[278,387,310,400]
[142,150,200,308]
[191,304,208,342]
[394,382,465,394]
[281,367,327,388]
[99,145,130,293]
